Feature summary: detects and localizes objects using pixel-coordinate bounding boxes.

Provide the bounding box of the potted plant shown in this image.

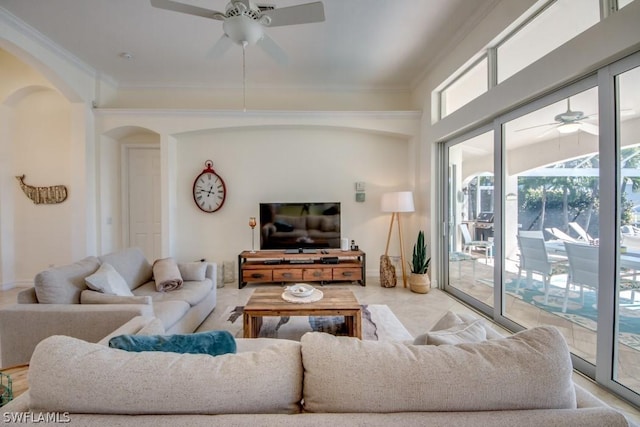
[409,230,431,293]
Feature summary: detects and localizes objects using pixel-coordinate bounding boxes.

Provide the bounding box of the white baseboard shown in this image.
[1,280,32,291]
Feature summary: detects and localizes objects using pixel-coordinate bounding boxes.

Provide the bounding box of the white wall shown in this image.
[173,126,411,273]
[11,88,73,281]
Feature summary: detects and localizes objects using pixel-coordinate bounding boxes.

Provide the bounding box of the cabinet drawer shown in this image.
[303,268,333,281]
[273,269,303,281]
[243,269,273,282]
[333,268,362,281]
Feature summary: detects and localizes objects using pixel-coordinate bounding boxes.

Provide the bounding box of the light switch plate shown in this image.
[355,182,365,192]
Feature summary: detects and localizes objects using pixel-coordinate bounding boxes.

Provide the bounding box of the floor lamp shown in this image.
[381,191,415,288]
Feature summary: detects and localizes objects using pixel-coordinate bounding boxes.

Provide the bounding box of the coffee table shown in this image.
[243,287,362,339]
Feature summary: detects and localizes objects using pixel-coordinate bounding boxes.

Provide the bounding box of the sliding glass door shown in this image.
[613,58,640,396]
[441,51,640,404]
[502,85,599,365]
[446,129,494,310]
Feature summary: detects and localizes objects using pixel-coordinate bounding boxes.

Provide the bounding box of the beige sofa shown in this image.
[0,317,629,426]
[0,248,216,367]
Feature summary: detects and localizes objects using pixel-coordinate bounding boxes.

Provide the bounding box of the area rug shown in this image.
[198,304,413,342]
[502,278,640,350]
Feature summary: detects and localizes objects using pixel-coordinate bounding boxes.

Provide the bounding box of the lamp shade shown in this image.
[381,191,415,213]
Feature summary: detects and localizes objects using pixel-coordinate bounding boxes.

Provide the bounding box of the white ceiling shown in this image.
[0,0,498,90]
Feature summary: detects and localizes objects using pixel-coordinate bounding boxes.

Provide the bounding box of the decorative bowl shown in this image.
[285,284,314,297]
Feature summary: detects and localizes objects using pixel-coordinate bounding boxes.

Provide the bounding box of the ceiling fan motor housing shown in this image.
[226,1,261,20]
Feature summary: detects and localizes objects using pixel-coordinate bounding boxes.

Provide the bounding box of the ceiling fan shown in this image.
[516,98,599,137]
[150,0,325,65]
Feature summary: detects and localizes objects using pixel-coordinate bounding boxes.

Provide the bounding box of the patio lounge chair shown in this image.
[545,227,580,243]
[569,222,596,244]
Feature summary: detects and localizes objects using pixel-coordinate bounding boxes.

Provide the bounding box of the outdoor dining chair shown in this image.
[515,236,568,304]
[562,242,598,313]
[459,223,493,261]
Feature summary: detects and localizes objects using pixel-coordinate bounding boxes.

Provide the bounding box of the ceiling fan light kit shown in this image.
[557,122,581,134]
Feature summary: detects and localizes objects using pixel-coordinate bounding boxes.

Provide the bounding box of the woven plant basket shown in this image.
[409,272,430,294]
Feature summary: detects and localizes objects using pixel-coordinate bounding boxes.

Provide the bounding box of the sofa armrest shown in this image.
[0,303,154,367]
[97,316,165,346]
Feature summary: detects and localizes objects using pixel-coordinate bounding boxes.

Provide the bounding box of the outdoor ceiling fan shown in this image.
[516,98,599,137]
[150,0,325,65]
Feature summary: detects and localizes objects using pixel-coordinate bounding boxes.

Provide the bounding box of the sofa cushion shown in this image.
[84,263,134,296]
[133,279,213,307]
[152,300,191,330]
[29,335,303,415]
[98,248,152,291]
[178,262,207,281]
[301,327,576,413]
[80,290,151,305]
[34,256,100,304]
[109,330,236,356]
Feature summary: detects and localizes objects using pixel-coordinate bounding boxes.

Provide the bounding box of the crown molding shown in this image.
[0,6,115,87]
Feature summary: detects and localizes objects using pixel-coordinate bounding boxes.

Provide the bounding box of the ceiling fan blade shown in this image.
[515,122,557,132]
[537,124,561,138]
[261,1,325,27]
[257,33,288,65]
[207,35,235,59]
[150,0,224,21]
[580,122,599,135]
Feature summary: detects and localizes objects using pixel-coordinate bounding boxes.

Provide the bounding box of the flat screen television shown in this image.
[259,202,341,251]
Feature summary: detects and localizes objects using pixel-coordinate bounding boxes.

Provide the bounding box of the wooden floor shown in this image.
[0,364,28,400]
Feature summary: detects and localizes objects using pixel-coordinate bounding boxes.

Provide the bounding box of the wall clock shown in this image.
[192,160,226,213]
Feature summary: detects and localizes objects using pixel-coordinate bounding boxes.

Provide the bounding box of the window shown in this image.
[437,0,603,120]
[497,0,600,83]
[441,58,488,118]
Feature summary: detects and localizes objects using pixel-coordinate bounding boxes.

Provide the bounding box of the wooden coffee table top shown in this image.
[244,287,361,315]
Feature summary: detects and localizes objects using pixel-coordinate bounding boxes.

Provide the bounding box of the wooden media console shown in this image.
[237,249,366,288]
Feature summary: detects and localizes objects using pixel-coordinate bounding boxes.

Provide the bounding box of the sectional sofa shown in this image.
[0,248,216,367]
[0,315,630,426]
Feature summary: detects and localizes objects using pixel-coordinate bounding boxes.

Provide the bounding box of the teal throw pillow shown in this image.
[108,330,236,356]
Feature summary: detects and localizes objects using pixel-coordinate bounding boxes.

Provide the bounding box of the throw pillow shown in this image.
[421,319,487,345]
[413,310,504,344]
[84,263,134,296]
[178,262,207,281]
[108,330,237,356]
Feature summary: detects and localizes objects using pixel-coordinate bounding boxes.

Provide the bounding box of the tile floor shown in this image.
[1,281,640,424]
